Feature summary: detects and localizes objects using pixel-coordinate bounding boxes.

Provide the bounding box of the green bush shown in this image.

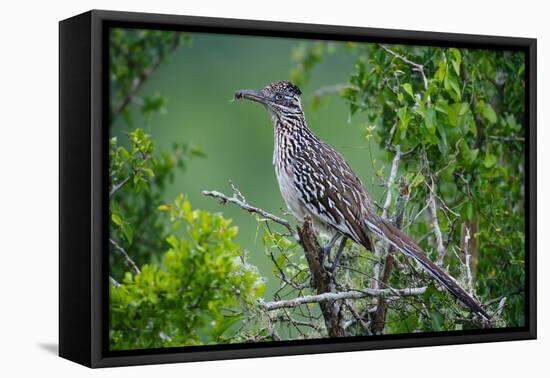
[110,195,265,350]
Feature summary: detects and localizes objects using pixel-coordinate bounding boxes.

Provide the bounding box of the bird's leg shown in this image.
[331,237,348,281]
[321,233,340,265]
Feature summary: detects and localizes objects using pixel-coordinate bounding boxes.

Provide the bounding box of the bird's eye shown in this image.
[275,94,283,101]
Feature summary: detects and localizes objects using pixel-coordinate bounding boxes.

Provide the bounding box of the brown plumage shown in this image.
[234,80,489,320]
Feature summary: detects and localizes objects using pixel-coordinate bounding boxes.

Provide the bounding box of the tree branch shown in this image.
[343,301,372,335]
[298,216,346,337]
[109,176,131,198]
[381,145,402,219]
[371,177,410,334]
[374,145,402,290]
[461,223,474,295]
[110,238,141,274]
[202,189,294,236]
[204,184,347,337]
[109,276,121,288]
[421,151,447,266]
[259,286,427,311]
[379,44,430,105]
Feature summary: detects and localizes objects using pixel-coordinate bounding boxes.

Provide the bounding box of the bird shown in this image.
[234,80,490,321]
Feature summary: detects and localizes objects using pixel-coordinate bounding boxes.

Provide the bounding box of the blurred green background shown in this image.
[111,32,386,298]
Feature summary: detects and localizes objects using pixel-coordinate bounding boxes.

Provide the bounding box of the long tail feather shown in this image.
[364,216,490,320]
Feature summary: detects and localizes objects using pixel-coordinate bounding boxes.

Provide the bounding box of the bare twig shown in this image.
[109,276,121,288]
[371,177,410,334]
[202,189,294,236]
[274,312,322,332]
[204,185,345,336]
[374,145,402,289]
[429,187,446,266]
[381,145,402,219]
[259,287,427,311]
[487,135,524,142]
[461,224,474,295]
[495,297,507,317]
[343,301,372,335]
[421,151,446,266]
[110,238,141,274]
[109,176,131,198]
[267,247,309,290]
[379,44,430,105]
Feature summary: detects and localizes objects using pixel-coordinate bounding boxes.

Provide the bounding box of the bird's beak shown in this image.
[234,89,270,105]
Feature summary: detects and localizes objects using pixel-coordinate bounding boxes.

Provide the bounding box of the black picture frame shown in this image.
[59,9,537,368]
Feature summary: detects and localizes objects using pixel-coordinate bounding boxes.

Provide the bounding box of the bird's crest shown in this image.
[266,81,302,96]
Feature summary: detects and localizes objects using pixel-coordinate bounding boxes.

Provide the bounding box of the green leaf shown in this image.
[397,106,412,138]
[121,222,133,243]
[166,235,179,249]
[435,60,447,82]
[112,213,123,226]
[484,154,498,168]
[450,48,462,76]
[482,103,498,124]
[431,312,443,331]
[402,83,414,99]
[444,73,461,100]
[436,122,449,157]
[460,141,479,165]
[447,104,458,127]
[424,108,437,134]
[410,173,425,188]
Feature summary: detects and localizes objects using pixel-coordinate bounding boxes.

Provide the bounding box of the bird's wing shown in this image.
[292,142,374,250]
[292,140,489,319]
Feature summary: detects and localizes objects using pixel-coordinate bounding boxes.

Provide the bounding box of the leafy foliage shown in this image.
[109,128,205,277]
[109,29,204,278]
[109,29,249,350]
[110,195,265,349]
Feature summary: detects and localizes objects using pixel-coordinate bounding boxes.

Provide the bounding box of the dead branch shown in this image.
[421,151,447,266]
[259,286,427,311]
[203,186,344,336]
[382,145,402,219]
[371,177,410,334]
[461,223,474,295]
[109,176,131,198]
[374,145,402,289]
[110,238,140,274]
[109,276,121,288]
[298,216,346,337]
[202,189,294,236]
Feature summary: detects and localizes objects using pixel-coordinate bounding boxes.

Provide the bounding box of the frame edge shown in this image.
[59,11,94,368]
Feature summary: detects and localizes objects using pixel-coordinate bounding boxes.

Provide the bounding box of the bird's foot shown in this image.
[323,261,333,272]
[320,244,332,264]
[319,234,341,265]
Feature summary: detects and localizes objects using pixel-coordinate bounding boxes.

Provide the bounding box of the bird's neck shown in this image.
[272,111,315,139]
[272,111,319,168]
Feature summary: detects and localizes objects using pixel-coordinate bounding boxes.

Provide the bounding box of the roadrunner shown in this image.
[234,80,489,320]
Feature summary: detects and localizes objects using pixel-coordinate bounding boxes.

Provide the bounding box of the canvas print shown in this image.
[108,27,526,351]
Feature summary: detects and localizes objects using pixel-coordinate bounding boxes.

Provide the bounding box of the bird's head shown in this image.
[234,81,303,116]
